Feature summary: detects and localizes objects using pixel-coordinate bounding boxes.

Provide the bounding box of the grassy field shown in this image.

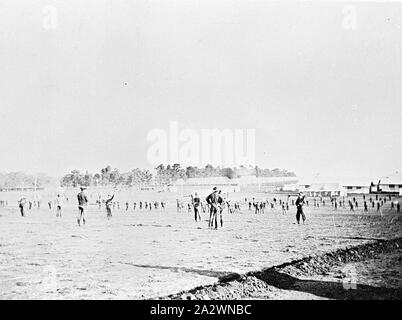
[0,189,401,299]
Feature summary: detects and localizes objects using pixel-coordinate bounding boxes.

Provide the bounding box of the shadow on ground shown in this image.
[119,262,239,279]
[253,269,402,300]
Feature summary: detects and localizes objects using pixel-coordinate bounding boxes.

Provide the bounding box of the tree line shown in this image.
[60,164,296,187]
[0,172,54,190]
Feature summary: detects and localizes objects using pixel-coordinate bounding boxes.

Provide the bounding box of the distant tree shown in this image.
[155,164,165,175]
[255,165,261,177]
[83,171,93,186]
[186,166,198,178]
[222,168,237,179]
[101,165,112,184]
[93,173,101,186]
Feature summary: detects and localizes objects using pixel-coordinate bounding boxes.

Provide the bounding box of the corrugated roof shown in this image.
[234,176,298,184]
[341,179,371,187]
[306,183,342,192]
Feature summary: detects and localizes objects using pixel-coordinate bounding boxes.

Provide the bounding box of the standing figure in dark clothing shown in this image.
[56,194,63,217]
[105,194,115,219]
[260,202,265,214]
[281,202,286,215]
[217,191,225,227]
[192,193,201,222]
[206,187,219,229]
[254,201,260,214]
[18,196,27,217]
[376,202,382,216]
[77,187,88,226]
[295,192,306,224]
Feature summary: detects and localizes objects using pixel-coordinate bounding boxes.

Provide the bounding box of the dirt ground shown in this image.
[165,239,402,300]
[0,190,401,299]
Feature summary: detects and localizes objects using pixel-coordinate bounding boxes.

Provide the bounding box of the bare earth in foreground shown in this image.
[1,194,401,299]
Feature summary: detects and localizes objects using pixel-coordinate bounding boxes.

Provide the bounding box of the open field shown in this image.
[0,190,401,299]
[165,238,402,300]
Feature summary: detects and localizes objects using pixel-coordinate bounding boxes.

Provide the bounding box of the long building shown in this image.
[378,172,402,195]
[341,179,371,195]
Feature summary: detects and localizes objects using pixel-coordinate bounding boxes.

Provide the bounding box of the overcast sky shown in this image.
[0,0,401,180]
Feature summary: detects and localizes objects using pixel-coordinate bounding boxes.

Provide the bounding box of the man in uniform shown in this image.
[105,194,115,219]
[217,190,225,228]
[77,186,88,226]
[56,194,63,217]
[18,196,27,217]
[192,192,201,222]
[206,187,219,229]
[295,192,306,224]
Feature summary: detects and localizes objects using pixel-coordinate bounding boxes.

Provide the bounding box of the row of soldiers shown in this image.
[96,199,167,211]
[330,195,401,213]
[176,198,242,215]
[16,194,65,217]
[8,187,402,227]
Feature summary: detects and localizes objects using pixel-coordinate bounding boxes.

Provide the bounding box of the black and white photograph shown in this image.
[0,0,401,305]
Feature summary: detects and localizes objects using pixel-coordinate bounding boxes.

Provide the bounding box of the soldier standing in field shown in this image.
[192,192,201,222]
[77,186,88,226]
[18,196,27,217]
[206,187,219,229]
[217,190,225,228]
[56,194,63,217]
[281,202,286,215]
[295,192,306,224]
[105,194,115,219]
